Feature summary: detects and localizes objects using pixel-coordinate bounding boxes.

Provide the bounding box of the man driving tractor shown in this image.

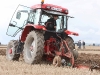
[45,15,58,31]
[44,15,59,40]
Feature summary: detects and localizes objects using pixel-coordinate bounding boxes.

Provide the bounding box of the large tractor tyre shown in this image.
[6,40,20,61]
[65,36,78,60]
[23,30,44,64]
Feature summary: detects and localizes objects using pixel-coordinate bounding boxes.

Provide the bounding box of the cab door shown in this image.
[6,4,32,37]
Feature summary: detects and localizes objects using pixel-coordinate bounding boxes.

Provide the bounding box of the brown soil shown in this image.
[74,53,100,71]
[0,49,100,71]
[0,49,6,55]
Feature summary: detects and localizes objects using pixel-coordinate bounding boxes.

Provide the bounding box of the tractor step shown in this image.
[15,41,24,54]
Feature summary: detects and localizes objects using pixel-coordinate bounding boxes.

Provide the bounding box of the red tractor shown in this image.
[6,0,79,67]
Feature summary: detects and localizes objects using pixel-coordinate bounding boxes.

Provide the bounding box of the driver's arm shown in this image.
[54,20,57,29]
[54,26,56,29]
[46,18,56,30]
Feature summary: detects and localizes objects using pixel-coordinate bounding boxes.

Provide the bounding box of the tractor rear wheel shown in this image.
[23,30,44,64]
[65,36,78,60]
[72,49,78,60]
[6,40,20,61]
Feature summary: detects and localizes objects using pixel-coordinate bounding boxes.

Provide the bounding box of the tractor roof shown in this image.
[31,4,68,14]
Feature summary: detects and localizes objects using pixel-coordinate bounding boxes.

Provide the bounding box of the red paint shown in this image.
[44,37,58,61]
[9,48,12,54]
[75,64,89,69]
[64,30,79,36]
[20,24,46,42]
[44,37,57,54]
[44,37,75,66]
[31,4,68,14]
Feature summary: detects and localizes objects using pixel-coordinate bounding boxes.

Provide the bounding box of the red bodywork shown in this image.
[44,37,74,66]
[20,24,78,42]
[31,4,68,14]
[20,24,46,42]
[20,3,78,42]
[65,30,79,36]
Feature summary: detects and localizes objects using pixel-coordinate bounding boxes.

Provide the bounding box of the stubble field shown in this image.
[0,45,100,75]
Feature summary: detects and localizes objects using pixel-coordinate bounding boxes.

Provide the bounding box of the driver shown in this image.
[45,15,58,31]
[44,15,59,40]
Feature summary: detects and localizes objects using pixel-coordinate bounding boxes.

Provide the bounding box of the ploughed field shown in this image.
[0,45,100,75]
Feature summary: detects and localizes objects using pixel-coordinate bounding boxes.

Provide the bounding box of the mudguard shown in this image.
[20,24,46,42]
[64,30,79,36]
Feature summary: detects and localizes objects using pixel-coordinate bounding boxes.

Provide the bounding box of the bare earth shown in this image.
[0,45,100,75]
[78,51,100,54]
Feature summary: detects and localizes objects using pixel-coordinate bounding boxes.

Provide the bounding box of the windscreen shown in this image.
[40,10,67,31]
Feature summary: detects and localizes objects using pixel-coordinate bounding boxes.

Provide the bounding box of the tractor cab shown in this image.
[6,0,78,38]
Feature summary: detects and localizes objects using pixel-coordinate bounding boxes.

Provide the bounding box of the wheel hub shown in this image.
[9,48,12,54]
[26,39,36,59]
[30,40,35,52]
[30,46,33,51]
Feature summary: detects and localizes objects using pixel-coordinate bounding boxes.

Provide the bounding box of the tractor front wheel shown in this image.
[6,40,20,61]
[23,30,44,64]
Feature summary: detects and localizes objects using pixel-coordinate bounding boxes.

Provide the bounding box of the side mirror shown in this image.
[16,12,21,19]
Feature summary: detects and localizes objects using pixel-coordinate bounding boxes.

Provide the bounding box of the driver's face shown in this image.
[54,16,58,20]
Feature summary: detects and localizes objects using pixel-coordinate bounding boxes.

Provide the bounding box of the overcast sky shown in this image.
[0,0,100,44]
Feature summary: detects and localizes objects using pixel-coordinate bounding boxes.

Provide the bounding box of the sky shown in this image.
[0,0,100,44]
